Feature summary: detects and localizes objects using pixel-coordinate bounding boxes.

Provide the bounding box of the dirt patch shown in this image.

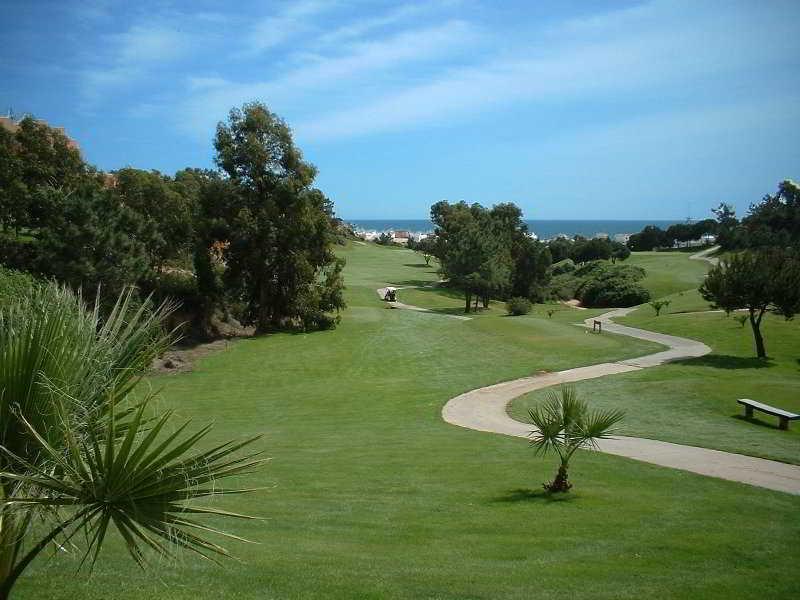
[152,333,252,375]
[562,299,587,310]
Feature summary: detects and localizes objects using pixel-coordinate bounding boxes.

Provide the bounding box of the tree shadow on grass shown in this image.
[491,488,576,503]
[430,306,475,316]
[674,354,774,370]
[403,263,434,269]
[391,279,439,288]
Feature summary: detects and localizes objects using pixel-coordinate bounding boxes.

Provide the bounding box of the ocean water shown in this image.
[347,219,683,239]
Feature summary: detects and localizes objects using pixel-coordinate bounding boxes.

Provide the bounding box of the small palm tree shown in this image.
[527,385,624,493]
[0,283,265,598]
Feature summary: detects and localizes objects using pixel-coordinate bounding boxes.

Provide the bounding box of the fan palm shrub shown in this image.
[0,283,265,599]
[527,385,624,493]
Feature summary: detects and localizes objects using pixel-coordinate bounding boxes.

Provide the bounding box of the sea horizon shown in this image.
[345,218,686,239]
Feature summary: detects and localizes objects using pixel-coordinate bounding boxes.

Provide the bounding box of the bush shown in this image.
[579,279,650,307]
[0,266,39,310]
[506,296,532,316]
[547,261,650,307]
[0,238,41,273]
[574,262,650,307]
[550,258,576,275]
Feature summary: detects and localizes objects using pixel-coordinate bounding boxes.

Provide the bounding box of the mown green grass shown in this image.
[19,241,800,599]
[510,292,800,464]
[626,251,710,299]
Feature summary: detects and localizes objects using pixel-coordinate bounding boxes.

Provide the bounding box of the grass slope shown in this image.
[19,242,800,599]
[626,251,710,299]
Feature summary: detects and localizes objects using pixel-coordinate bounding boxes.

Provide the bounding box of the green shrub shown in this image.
[549,261,650,308]
[0,266,39,310]
[550,258,576,275]
[548,273,580,300]
[579,279,650,307]
[506,296,532,316]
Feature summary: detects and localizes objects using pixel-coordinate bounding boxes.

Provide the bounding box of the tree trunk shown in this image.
[464,291,471,313]
[256,283,271,334]
[482,295,489,309]
[544,463,572,493]
[749,309,766,358]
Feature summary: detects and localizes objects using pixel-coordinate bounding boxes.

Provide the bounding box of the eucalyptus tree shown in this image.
[214,102,345,332]
[430,201,511,312]
[0,283,264,598]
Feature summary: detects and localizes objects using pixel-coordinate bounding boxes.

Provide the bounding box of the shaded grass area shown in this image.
[19,241,800,599]
[510,304,800,464]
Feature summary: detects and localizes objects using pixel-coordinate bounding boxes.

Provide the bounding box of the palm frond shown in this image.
[0,282,264,593]
[527,384,625,454]
[1,394,265,569]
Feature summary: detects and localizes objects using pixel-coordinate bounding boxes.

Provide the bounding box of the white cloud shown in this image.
[79,22,194,107]
[295,0,800,141]
[114,25,190,63]
[180,19,479,139]
[244,0,335,54]
[317,2,455,46]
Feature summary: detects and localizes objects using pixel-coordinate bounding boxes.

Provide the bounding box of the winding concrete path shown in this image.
[689,245,720,266]
[442,308,800,495]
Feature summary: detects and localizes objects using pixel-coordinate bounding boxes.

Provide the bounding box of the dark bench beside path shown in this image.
[738,399,799,430]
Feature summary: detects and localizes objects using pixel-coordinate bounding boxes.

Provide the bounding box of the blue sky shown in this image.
[2,0,799,220]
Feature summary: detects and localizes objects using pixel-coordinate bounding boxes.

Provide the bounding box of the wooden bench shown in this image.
[592,320,602,333]
[737,399,799,430]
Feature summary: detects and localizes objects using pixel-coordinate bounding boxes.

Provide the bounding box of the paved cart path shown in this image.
[442,307,800,495]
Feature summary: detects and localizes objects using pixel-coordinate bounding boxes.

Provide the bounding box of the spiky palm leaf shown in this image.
[1,397,266,573]
[528,385,624,460]
[0,283,265,597]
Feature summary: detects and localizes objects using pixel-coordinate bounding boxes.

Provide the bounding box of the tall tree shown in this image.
[743,179,800,248]
[36,187,151,301]
[712,202,743,249]
[700,249,800,358]
[626,225,669,251]
[510,236,551,301]
[571,237,612,263]
[214,102,345,332]
[431,201,511,312]
[7,117,87,231]
[609,241,630,263]
[113,168,194,271]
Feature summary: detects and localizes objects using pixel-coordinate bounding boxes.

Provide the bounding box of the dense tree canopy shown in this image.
[430,201,551,312]
[626,225,670,251]
[214,102,345,332]
[0,117,87,234]
[36,187,152,300]
[431,201,511,312]
[742,180,800,248]
[0,104,347,338]
[113,168,194,270]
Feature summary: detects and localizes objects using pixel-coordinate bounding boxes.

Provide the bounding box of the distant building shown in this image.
[613,233,631,244]
[0,113,80,152]
[673,233,717,249]
[392,230,411,244]
[0,116,19,134]
[593,232,609,240]
[700,234,717,245]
